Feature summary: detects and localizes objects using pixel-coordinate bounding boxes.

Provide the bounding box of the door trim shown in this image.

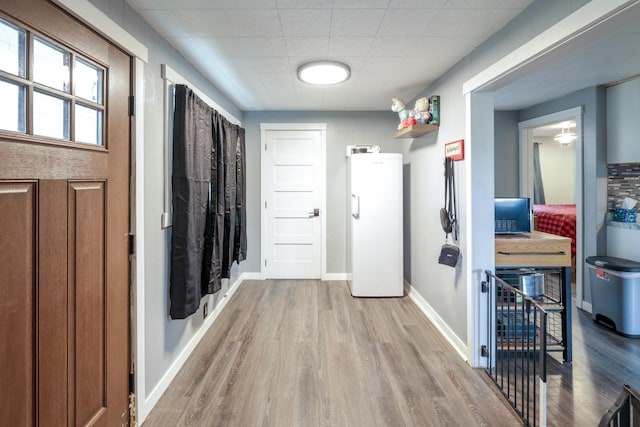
[518,107,584,310]
[260,123,327,280]
[51,0,148,61]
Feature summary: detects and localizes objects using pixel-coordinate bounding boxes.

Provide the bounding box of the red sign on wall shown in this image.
[445,139,464,160]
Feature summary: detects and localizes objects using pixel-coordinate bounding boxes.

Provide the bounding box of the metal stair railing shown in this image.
[483,270,548,427]
[599,384,640,427]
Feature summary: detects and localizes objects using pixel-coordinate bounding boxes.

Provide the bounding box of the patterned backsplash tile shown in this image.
[608,163,640,209]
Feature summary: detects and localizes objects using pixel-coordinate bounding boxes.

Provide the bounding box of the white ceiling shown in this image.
[125,0,534,111]
[491,2,640,110]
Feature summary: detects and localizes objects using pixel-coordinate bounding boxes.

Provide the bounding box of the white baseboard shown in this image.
[404,280,469,362]
[241,272,264,280]
[139,273,245,423]
[581,301,592,314]
[323,273,348,281]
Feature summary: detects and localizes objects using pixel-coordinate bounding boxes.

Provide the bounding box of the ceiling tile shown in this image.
[331,9,386,36]
[138,10,234,37]
[227,57,292,73]
[276,0,331,8]
[428,8,521,37]
[234,38,288,57]
[368,37,412,57]
[259,72,295,87]
[378,9,439,36]
[388,0,447,7]
[360,56,401,73]
[328,37,373,56]
[225,10,283,37]
[285,37,330,57]
[414,36,477,57]
[279,9,332,36]
[127,0,278,9]
[444,0,532,9]
[170,37,238,60]
[332,0,390,8]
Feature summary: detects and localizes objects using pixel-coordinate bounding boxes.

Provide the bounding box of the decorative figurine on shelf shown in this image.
[391,97,410,130]
[413,97,431,125]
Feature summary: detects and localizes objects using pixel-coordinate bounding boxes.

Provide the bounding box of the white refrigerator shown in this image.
[347,153,403,297]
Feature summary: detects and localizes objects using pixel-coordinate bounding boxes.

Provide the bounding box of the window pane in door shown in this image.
[33,91,69,140]
[33,37,70,93]
[0,17,26,77]
[0,79,25,132]
[75,58,103,104]
[75,104,102,145]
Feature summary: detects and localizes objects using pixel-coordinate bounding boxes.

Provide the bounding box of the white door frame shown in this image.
[260,123,327,280]
[518,107,585,310]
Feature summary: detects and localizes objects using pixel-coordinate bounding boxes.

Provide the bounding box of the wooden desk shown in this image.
[496,231,571,268]
[495,231,572,363]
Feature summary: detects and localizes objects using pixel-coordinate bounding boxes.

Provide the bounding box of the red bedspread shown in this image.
[533,204,576,256]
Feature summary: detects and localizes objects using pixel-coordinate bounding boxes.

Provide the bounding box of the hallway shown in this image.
[143,280,519,426]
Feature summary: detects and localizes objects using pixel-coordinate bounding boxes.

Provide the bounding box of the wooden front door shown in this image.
[0,0,131,425]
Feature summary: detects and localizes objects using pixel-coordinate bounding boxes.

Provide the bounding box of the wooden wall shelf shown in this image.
[393,123,439,138]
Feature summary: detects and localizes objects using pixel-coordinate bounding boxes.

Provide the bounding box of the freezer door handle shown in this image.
[351,194,360,219]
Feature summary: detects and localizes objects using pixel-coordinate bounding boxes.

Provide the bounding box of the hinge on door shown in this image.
[128,233,135,255]
[265,201,267,209]
[481,345,489,358]
[129,95,135,117]
[264,143,267,151]
[264,259,267,267]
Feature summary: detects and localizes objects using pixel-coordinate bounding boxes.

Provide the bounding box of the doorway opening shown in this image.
[518,107,584,310]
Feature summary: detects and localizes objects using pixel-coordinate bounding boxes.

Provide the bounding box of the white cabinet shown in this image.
[607,78,640,164]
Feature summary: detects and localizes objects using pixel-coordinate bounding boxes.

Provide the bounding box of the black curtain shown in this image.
[169,85,213,319]
[234,127,247,263]
[533,142,546,205]
[170,85,247,319]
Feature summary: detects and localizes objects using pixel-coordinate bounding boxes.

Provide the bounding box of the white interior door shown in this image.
[262,125,325,279]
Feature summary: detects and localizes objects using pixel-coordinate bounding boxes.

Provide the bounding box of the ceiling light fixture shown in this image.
[297,61,351,85]
[554,127,577,145]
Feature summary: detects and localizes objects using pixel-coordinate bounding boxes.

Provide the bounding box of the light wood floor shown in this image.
[544,291,640,426]
[143,280,520,426]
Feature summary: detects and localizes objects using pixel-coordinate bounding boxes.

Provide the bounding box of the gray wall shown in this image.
[399,0,590,344]
[242,111,404,275]
[494,111,521,197]
[89,0,246,396]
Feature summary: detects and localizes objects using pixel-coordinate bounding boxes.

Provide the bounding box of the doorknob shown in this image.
[308,208,320,217]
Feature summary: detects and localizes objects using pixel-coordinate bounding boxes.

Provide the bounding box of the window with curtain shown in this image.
[169,84,246,319]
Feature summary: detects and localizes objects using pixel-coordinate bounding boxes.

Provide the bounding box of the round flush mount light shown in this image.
[554,127,577,145]
[297,61,351,85]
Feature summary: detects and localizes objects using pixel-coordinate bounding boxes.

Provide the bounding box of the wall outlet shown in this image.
[203,302,208,319]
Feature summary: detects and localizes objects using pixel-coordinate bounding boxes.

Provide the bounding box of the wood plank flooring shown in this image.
[544,292,640,427]
[143,280,519,426]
